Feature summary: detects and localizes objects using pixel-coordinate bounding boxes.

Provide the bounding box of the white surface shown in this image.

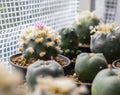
[96,0,119,25]
[80,0,91,11]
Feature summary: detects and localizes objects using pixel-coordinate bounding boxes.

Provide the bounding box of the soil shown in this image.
[79,43,90,47]
[65,73,91,85]
[11,55,67,68]
[71,58,76,63]
[116,62,120,68]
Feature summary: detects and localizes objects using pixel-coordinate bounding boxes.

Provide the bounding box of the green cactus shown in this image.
[26,60,64,88]
[59,27,81,59]
[18,23,61,60]
[92,67,120,95]
[75,53,108,83]
[74,11,100,45]
[90,23,120,64]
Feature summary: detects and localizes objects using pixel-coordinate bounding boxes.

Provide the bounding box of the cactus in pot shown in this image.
[10,23,70,77]
[90,23,120,64]
[18,23,61,60]
[74,11,100,45]
[26,60,64,88]
[75,53,108,83]
[59,27,81,60]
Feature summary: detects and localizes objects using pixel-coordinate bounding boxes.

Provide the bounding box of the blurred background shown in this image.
[0,0,119,67]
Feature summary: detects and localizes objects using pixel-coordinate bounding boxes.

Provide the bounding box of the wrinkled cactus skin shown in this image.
[18,23,61,60]
[26,60,64,88]
[59,27,81,59]
[92,68,120,95]
[74,11,100,45]
[75,53,108,83]
[90,23,120,64]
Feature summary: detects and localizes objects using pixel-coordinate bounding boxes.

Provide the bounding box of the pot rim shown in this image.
[112,59,120,69]
[9,53,71,69]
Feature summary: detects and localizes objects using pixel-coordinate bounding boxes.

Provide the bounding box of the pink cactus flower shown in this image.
[35,23,44,29]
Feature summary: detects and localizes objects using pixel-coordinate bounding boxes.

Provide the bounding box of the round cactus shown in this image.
[59,27,81,59]
[74,11,100,45]
[92,66,120,95]
[90,23,120,64]
[75,53,108,83]
[26,60,64,88]
[18,23,61,60]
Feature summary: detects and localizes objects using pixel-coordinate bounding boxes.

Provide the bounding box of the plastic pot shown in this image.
[9,53,71,77]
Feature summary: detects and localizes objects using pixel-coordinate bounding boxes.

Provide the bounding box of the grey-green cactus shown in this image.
[74,11,100,45]
[91,23,120,63]
[18,23,61,60]
[75,53,107,83]
[26,60,64,88]
[59,27,81,59]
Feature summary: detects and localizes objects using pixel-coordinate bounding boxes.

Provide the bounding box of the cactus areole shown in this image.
[74,11,100,45]
[92,66,120,95]
[59,27,81,59]
[75,53,108,83]
[18,23,61,60]
[90,23,120,64]
[26,60,64,88]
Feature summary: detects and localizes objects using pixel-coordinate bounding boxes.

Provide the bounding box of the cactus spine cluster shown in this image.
[18,23,61,60]
[74,11,100,45]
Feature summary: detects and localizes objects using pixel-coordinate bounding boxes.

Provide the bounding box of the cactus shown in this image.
[59,27,81,59]
[74,11,100,45]
[26,60,64,88]
[18,23,61,60]
[92,66,120,95]
[33,77,79,95]
[75,53,108,83]
[90,23,120,64]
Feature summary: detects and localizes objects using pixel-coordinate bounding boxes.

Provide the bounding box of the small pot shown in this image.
[79,44,91,53]
[64,61,75,72]
[9,53,71,77]
[112,59,120,69]
[65,70,92,95]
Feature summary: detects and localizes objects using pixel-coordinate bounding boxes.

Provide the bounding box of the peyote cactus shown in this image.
[90,23,120,64]
[26,60,64,88]
[59,27,81,59]
[75,53,108,83]
[18,23,61,60]
[74,11,100,45]
[92,65,120,95]
[33,77,79,95]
